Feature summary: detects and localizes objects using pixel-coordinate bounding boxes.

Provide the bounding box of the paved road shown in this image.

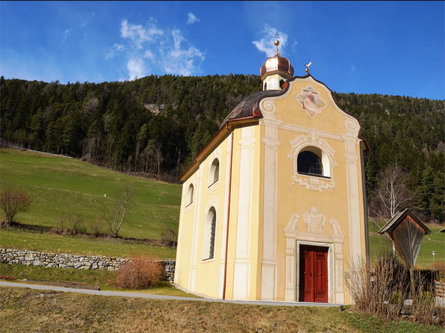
[0,281,340,307]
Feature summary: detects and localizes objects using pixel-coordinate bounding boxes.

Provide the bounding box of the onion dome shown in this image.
[260,40,294,80]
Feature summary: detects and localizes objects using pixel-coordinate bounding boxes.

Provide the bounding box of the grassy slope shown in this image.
[0,263,194,297]
[0,229,176,259]
[1,287,441,333]
[368,219,445,269]
[0,148,443,267]
[0,148,181,239]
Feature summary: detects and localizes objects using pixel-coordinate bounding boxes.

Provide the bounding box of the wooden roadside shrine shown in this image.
[379,208,431,298]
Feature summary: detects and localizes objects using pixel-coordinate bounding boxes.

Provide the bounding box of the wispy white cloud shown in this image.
[290,40,299,53]
[252,25,288,57]
[187,12,200,25]
[105,43,125,59]
[120,19,164,49]
[127,58,146,80]
[62,28,72,42]
[111,18,204,79]
[161,29,204,76]
[144,50,154,60]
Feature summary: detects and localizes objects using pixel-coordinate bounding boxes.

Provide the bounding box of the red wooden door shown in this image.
[299,246,328,303]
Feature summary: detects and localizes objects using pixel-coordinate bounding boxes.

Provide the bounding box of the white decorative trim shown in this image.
[184,180,195,213]
[343,117,363,272]
[283,209,345,303]
[207,181,219,192]
[189,166,204,291]
[284,214,299,300]
[287,133,337,191]
[259,99,276,116]
[174,177,187,284]
[239,135,256,150]
[202,200,218,261]
[262,138,280,152]
[260,117,280,300]
[284,214,299,238]
[233,127,255,300]
[207,148,222,193]
[205,196,219,216]
[344,117,360,137]
[296,85,328,119]
[219,134,233,298]
[329,218,343,237]
[279,123,344,141]
[303,207,326,234]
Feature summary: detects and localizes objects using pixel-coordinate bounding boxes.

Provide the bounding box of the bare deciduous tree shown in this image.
[0,188,32,226]
[371,166,416,256]
[374,166,415,219]
[101,184,135,237]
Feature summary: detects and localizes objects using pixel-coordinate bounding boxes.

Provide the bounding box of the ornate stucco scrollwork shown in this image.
[259,99,276,115]
[344,117,360,138]
[239,136,256,150]
[303,206,326,234]
[296,85,328,119]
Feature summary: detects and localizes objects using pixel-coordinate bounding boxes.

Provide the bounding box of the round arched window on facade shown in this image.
[209,158,219,186]
[203,207,216,260]
[186,184,194,206]
[297,146,331,177]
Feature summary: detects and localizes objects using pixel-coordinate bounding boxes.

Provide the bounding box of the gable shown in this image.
[259,76,361,139]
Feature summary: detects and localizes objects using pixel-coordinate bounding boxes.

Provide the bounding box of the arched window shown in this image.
[209,158,219,186]
[297,147,331,178]
[279,79,285,89]
[203,207,216,260]
[186,184,194,206]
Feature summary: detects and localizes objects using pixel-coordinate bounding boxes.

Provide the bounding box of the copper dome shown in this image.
[260,51,294,80]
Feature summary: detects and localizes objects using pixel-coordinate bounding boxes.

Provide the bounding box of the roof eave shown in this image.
[378,208,431,235]
[178,117,260,183]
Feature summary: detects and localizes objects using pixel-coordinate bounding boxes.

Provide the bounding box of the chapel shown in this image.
[174,41,369,304]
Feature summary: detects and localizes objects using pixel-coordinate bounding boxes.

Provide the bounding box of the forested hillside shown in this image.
[1,75,444,221]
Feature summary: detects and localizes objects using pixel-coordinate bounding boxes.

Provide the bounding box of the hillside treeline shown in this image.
[0,75,444,221]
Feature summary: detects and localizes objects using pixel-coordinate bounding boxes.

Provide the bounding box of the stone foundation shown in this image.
[0,248,175,281]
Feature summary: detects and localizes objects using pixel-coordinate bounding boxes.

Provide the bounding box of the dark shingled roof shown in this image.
[378,208,431,235]
[219,88,287,129]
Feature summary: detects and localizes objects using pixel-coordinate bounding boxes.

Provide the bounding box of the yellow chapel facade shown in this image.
[174,43,369,304]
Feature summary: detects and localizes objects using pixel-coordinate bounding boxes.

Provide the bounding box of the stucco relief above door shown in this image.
[296,85,328,119]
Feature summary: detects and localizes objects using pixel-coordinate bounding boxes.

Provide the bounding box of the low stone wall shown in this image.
[0,248,175,281]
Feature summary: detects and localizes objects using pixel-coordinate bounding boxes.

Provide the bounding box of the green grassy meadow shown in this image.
[0,263,194,297]
[0,148,181,240]
[0,229,176,259]
[368,219,445,269]
[0,148,443,267]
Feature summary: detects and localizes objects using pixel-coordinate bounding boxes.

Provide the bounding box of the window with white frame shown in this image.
[297,146,331,178]
[209,158,219,186]
[186,183,194,206]
[202,207,216,260]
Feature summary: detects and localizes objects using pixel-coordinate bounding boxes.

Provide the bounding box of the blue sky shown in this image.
[1,1,444,99]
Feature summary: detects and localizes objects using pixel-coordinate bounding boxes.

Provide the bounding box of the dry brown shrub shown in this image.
[0,188,32,225]
[348,254,408,319]
[161,227,177,247]
[115,256,163,289]
[431,261,445,272]
[347,253,444,326]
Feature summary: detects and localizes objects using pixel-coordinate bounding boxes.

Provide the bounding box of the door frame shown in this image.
[296,240,333,303]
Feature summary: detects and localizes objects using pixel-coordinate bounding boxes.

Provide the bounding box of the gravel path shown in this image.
[0,281,340,307]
